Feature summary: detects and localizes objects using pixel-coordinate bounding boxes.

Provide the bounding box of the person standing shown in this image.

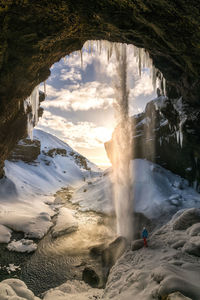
[142,227,148,247]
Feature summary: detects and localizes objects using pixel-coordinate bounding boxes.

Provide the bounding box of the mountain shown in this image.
[0,129,100,242]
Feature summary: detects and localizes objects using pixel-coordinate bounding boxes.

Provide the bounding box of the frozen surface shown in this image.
[7,239,37,253]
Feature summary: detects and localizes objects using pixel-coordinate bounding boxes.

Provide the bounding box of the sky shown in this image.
[37,41,156,169]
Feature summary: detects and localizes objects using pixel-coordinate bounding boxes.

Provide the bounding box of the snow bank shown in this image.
[43,280,103,300]
[103,208,200,300]
[0,278,40,300]
[7,239,37,253]
[52,207,78,238]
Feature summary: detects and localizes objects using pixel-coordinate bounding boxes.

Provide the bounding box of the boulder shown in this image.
[131,239,144,251]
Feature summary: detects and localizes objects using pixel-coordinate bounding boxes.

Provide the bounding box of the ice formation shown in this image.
[24,85,39,140]
[82,40,165,94]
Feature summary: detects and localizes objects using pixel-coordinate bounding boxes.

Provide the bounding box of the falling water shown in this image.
[111,43,133,240]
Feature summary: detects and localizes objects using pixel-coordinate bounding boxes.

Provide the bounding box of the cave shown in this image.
[1,3,200,299]
[1,0,200,179]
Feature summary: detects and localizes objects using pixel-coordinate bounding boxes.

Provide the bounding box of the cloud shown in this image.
[37,111,113,150]
[60,67,82,82]
[43,82,114,111]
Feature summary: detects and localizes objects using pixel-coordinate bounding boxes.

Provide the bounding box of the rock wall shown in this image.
[105,97,200,191]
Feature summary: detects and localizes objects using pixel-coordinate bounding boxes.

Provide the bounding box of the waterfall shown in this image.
[24,86,39,140]
[111,43,133,240]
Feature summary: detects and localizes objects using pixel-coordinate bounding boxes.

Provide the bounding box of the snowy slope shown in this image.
[71,159,200,223]
[0,129,101,242]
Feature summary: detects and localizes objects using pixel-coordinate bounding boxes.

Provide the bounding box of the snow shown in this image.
[0,129,100,242]
[52,207,78,238]
[7,239,37,253]
[0,278,40,300]
[103,208,200,300]
[6,264,21,274]
[0,224,12,243]
[71,159,200,223]
[71,170,113,214]
[43,280,103,300]
[1,209,200,300]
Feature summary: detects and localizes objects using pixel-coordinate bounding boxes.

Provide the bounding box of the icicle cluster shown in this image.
[24,86,39,140]
[81,40,165,94]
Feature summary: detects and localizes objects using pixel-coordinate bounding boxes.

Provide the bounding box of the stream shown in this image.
[0,186,116,296]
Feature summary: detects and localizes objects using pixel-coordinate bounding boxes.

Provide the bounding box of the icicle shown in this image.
[80,49,83,68]
[24,86,39,140]
[44,81,46,96]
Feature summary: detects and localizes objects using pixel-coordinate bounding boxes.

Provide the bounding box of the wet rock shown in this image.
[173,208,200,230]
[89,243,106,258]
[131,239,144,251]
[82,267,100,288]
[102,236,127,269]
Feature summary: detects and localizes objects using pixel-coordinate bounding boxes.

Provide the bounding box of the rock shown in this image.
[131,239,144,251]
[173,208,200,230]
[102,236,128,269]
[89,243,106,258]
[43,148,67,157]
[167,291,192,300]
[8,138,41,163]
[82,267,100,288]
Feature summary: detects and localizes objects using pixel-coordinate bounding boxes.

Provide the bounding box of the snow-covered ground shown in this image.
[0,129,101,248]
[1,208,200,300]
[103,208,200,300]
[71,159,200,223]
